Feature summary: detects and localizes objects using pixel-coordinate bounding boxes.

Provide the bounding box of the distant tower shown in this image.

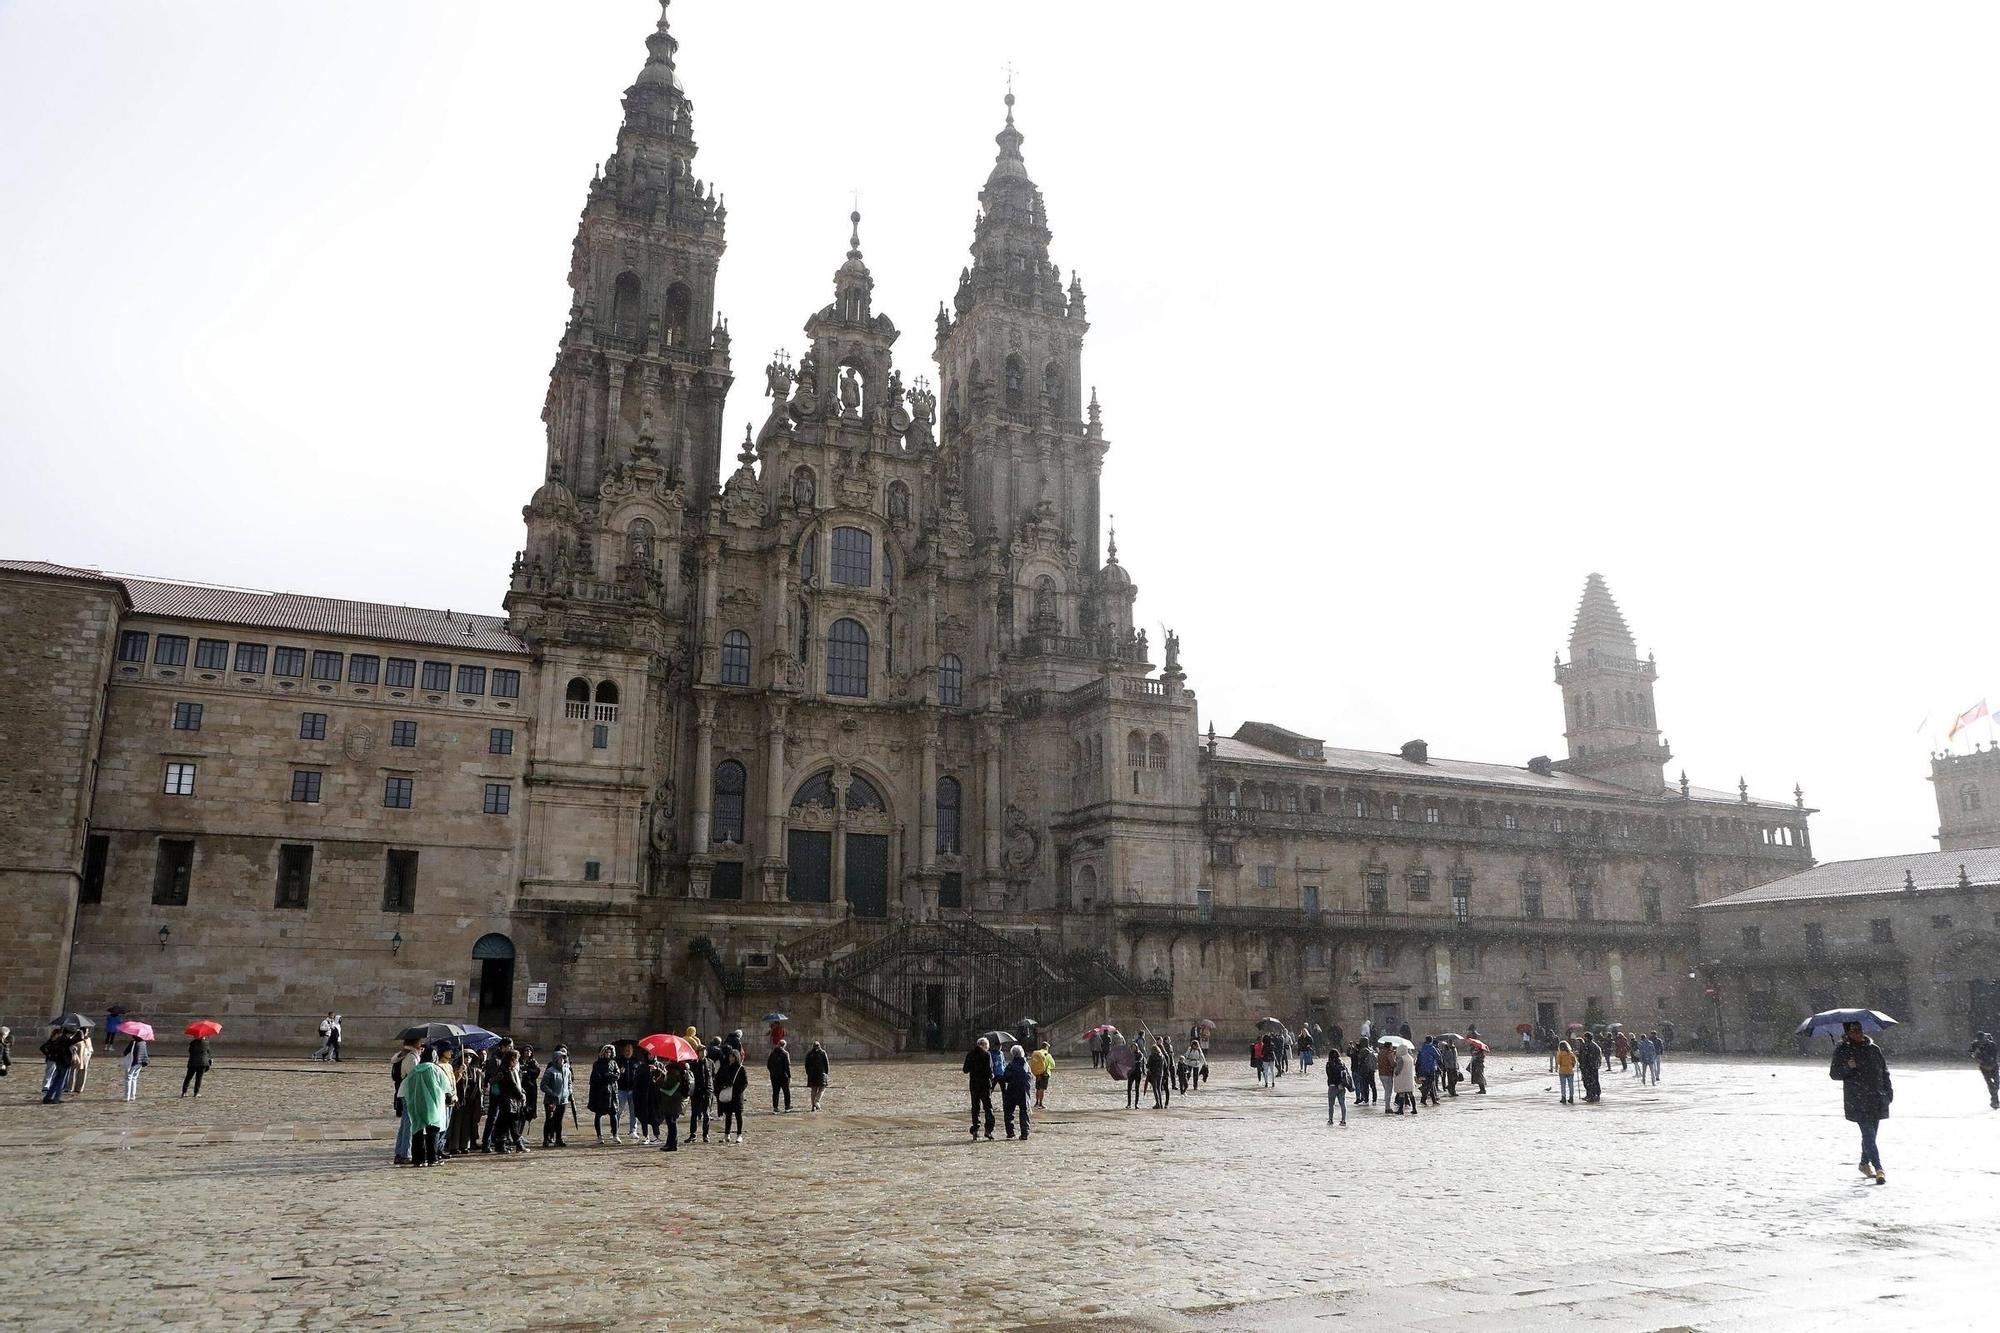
[1932,749,2000,850]
[1553,573,1671,793]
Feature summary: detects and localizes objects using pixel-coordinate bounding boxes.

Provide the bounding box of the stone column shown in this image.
[920,732,939,871]
[1608,947,1626,1017]
[604,361,627,465]
[764,702,788,896]
[691,696,715,854]
[982,731,1003,875]
[1434,943,1454,1014]
[831,773,849,906]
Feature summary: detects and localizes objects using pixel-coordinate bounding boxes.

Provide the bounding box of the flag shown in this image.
[1948,699,1989,739]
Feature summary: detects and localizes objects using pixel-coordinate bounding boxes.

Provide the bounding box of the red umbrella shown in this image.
[1566,1022,1587,1031]
[185,1020,223,1038]
[639,1033,700,1062]
[1514,1023,1533,1034]
[1464,1037,1490,1053]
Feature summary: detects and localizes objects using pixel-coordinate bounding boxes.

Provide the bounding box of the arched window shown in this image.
[847,774,884,811]
[611,271,641,334]
[792,466,817,510]
[938,653,964,707]
[565,676,590,719]
[720,630,751,686]
[827,618,869,696]
[886,481,910,527]
[1128,730,1146,768]
[882,548,894,594]
[664,283,691,347]
[831,527,872,586]
[792,771,836,809]
[1149,733,1169,770]
[1034,575,1058,630]
[1004,355,1025,410]
[625,518,655,569]
[711,760,745,844]
[595,680,619,705]
[1963,785,1983,813]
[1043,362,1063,415]
[1584,693,1596,722]
[937,776,962,854]
[1076,864,1098,904]
[796,598,811,663]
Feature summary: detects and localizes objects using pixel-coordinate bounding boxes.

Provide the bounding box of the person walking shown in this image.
[1614,1030,1630,1072]
[587,1045,620,1144]
[716,1045,749,1144]
[1556,1040,1578,1104]
[540,1048,572,1148]
[1178,1038,1202,1094]
[1648,1033,1665,1085]
[1831,1021,1893,1184]
[314,1013,335,1062]
[1969,1032,1998,1109]
[1416,1037,1441,1107]
[181,1035,212,1098]
[390,1036,423,1164]
[1392,1044,1419,1115]
[403,1049,455,1167]
[767,1038,793,1113]
[1001,1045,1034,1140]
[1298,1026,1316,1073]
[804,1040,830,1111]
[39,1028,74,1105]
[1578,1032,1604,1103]
[1124,1037,1145,1109]
[1440,1039,1460,1097]
[1029,1040,1054,1110]
[1325,1045,1351,1126]
[1376,1042,1397,1114]
[120,1034,149,1101]
[963,1037,998,1140]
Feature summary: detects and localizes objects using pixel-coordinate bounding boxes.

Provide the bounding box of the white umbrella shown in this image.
[1376,1035,1415,1050]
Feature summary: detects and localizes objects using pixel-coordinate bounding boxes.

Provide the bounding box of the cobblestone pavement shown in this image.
[1,1048,1995,1330]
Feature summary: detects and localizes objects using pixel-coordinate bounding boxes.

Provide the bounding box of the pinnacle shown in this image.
[1568,572,1636,657]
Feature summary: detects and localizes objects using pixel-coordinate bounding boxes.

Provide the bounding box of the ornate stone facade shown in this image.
[0,10,1816,1053]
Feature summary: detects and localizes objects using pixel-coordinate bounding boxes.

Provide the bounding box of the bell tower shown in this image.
[1553,573,1671,793]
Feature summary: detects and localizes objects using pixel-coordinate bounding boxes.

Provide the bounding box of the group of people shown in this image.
[389,1027,832,1167]
[25,1015,213,1104]
[1551,1029,1665,1104]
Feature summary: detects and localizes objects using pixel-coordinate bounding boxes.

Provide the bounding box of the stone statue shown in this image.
[790,352,818,418]
[887,369,910,432]
[888,483,910,528]
[1164,627,1180,675]
[1003,804,1040,873]
[764,356,793,401]
[906,380,937,448]
[1136,628,1148,659]
[839,366,862,418]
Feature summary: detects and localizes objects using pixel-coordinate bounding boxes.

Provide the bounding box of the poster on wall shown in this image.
[526,982,548,1007]
[433,981,454,1006]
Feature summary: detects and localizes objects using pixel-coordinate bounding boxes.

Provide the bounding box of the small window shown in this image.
[154,634,190,666]
[348,654,381,684]
[1582,950,1600,971]
[1574,885,1595,921]
[383,776,414,809]
[1461,997,1480,1012]
[1532,944,1550,971]
[1257,863,1277,888]
[491,668,521,698]
[456,665,486,695]
[1365,870,1389,912]
[1804,922,1826,956]
[489,727,514,755]
[593,724,609,750]
[234,642,268,674]
[1370,943,1393,968]
[584,860,602,882]
[1212,843,1235,866]
[939,871,963,910]
[194,639,229,670]
[937,776,963,855]
[1408,871,1431,901]
[390,720,417,747]
[300,712,327,741]
[310,650,343,681]
[1503,812,1520,830]
[172,702,202,731]
[272,647,306,677]
[1248,969,1266,992]
[1641,885,1663,922]
[710,861,745,901]
[1740,925,1763,951]
[1424,806,1441,824]
[117,631,149,663]
[80,834,108,904]
[275,843,313,909]
[152,838,194,906]
[289,771,322,804]
[721,630,752,686]
[1551,815,1566,833]
[1451,875,1472,921]
[163,762,197,796]
[1302,885,1320,915]
[1930,913,1955,930]
[483,783,511,815]
[384,658,416,689]
[1870,918,1894,943]
[1522,878,1544,919]
[831,527,873,587]
[420,661,451,692]
[383,849,418,913]
[827,618,869,697]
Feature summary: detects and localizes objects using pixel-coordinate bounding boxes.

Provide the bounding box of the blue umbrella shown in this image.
[401,1021,502,1050]
[1796,1009,1899,1039]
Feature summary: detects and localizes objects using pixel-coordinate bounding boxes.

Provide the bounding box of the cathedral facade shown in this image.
[0,12,1813,1053]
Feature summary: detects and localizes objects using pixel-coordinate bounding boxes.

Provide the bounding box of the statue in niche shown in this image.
[1164,627,1181,675]
[887,369,910,432]
[791,466,816,509]
[625,518,656,569]
[839,366,863,418]
[887,482,910,528]
[790,352,818,418]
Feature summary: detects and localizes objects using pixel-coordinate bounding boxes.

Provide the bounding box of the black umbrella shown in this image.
[978,1030,1017,1052]
[399,1021,502,1049]
[48,1013,92,1030]
[1257,1017,1287,1033]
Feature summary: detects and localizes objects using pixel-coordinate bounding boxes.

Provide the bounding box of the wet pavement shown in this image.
[0,1047,1995,1330]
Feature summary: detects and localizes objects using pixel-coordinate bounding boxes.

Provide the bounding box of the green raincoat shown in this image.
[402,1060,454,1132]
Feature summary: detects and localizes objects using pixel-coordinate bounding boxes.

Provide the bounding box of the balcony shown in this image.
[1202,804,1812,864]
[1110,901,1696,944]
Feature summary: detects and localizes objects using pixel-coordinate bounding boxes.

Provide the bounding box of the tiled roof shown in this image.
[1698,845,2000,909]
[1,560,524,655]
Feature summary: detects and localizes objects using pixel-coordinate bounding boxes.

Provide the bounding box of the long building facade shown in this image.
[0,11,1815,1053]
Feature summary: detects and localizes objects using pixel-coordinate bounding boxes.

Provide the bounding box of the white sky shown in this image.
[2,2,1995,864]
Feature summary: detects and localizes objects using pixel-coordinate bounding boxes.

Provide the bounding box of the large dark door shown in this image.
[476,960,514,1031]
[1370,1002,1401,1034]
[787,830,832,903]
[921,984,946,1050]
[1537,1001,1559,1033]
[1971,981,2000,1036]
[847,833,889,918]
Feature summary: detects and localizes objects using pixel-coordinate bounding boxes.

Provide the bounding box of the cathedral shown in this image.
[0,9,1817,1053]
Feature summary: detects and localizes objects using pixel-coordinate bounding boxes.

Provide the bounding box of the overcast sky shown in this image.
[3,2,1995,863]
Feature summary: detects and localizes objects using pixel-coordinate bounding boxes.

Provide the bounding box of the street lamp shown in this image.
[157,925,170,950]
[570,937,585,965]
[390,931,403,956]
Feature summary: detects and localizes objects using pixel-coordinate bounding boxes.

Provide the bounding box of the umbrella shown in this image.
[185,1020,223,1038]
[978,1030,1021,1052]
[639,1033,702,1062]
[1566,1022,1586,1031]
[1437,1032,1466,1044]
[1257,1017,1287,1033]
[762,1012,789,1023]
[1079,1024,1119,1041]
[48,1013,92,1030]
[1018,1017,1040,1027]
[399,1021,501,1049]
[1515,1023,1534,1034]
[1195,1018,1217,1030]
[1105,1043,1139,1081]
[1464,1037,1491,1053]
[1797,1009,1900,1039]
[120,1021,157,1043]
[1377,1035,1415,1050]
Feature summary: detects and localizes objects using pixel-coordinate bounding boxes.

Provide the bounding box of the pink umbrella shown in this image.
[121,1020,157,1042]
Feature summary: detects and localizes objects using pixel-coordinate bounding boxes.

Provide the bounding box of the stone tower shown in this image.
[501,3,732,902]
[1553,573,1671,793]
[1933,748,2000,851]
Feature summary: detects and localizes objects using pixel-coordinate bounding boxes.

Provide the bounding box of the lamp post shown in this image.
[1690,966,1725,1052]
[390,931,403,957]
[157,925,170,950]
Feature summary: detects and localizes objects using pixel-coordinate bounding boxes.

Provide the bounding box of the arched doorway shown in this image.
[473,933,516,1032]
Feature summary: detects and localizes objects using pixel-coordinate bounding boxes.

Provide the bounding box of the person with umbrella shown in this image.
[804,1040,831,1112]
[39,1025,78,1104]
[1822,1014,1894,1183]
[1969,1031,1998,1110]
[181,1022,219,1098]
[1465,1038,1488,1094]
[119,1022,153,1101]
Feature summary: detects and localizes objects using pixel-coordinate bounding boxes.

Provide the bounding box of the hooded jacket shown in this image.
[1831,1037,1893,1121]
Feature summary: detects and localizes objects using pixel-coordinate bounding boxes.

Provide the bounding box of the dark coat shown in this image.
[1578,1040,1603,1072]
[962,1049,995,1092]
[629,1055,658,1121]
[804,1048,830,1087]
[1831,1038,1893,1121]
[1324,1051,1351,1089]
[767,1047,792,1081]
[186,1038,212,1070]
[587,1057,620,1114]
[487,1065,526,1113]
[1000,1055,1033,1102]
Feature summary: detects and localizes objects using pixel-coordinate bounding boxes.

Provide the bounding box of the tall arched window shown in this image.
[565,676,589,720]
[712,760,745,844]
[1128,730,1146,768]
[595,680,619,705]
[1149,733,1168,769]
[720,630,751,686]
[827,618,869,696]
[1004,355,1026,410]
[937,776,962,854]
[938,653,964,707]
[1043,362,1063,415]
[831,527,872,587]
[611,271,641,334]
[664,282,692,347]
[1963,785,1983,813]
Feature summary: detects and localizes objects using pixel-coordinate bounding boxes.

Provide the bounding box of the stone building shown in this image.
[1932,746,2000,852]
[0,9,1812,1053]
